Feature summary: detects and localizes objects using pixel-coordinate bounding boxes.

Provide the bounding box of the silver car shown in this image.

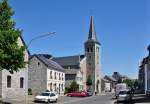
[117,90,132,102]
[34,92,58,103]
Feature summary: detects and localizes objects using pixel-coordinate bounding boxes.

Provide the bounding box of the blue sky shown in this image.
[9,0,150,79]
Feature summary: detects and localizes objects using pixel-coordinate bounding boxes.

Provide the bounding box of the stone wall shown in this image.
[28,56,47,95]
[1,67,28,100]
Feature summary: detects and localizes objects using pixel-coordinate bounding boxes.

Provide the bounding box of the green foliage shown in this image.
[118,79,122,83]
[0,0,27,73]
[28,88,32,95]
[65,81,79,94]
[133,79,138,88]
[64,87,70,94]
[122,79,135,88]
[70,80,79,92]
[86,75,93,85]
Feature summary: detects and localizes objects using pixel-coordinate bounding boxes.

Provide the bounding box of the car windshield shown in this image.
[41,93,50,96]
[119,91,130,94]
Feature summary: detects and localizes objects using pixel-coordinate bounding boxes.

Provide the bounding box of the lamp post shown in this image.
[25,32,55,104]
[27,32,56,48]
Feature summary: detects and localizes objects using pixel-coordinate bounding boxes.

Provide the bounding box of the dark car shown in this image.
[87,90,93,96]
[117,90,132,102]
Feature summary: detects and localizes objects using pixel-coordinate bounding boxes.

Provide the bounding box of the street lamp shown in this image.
[25,32,55,104]
[27,32,56,48]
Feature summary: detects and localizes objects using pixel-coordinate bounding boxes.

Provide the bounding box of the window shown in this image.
[54,72,57,80]
[87,47,90,52]
[62,74,64,80]
[90,47,93,52]
[20,77,24,88]
[54,83,56,91]
[89,63,91,66]
[62,84,63,91]
[89,56,91,59]
[96,47,99,52]
[50,93,56,97]
[38,62,40,66]
[50,83,52,91]
[59,73,61,80]
[7,76,11,88]
[50,71,52,79]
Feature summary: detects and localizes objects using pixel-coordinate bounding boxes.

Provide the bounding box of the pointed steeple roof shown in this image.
[88,16,97,41]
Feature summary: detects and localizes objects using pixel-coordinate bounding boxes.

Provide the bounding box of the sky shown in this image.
[9,0,150,79]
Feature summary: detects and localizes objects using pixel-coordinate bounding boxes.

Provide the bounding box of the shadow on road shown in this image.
[114,94,150,104]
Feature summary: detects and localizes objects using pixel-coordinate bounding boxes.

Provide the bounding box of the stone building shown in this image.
[29,54,65,95]
[112,72,129,82]
[104,75,117,92]
[138,57,147,93]
[52,55,86,91]
[101,78,111,92]
[138,45,150,95]
[84,16,101,93]
[28,16,102,94]
[0,37,29,100]
[53,16,102,94]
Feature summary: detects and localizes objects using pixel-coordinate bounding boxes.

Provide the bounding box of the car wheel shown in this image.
[47,99,51,104]
[55,99,57,103]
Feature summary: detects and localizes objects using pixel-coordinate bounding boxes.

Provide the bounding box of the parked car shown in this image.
[87,90,93,96]
[67,91,87,97]
[34,92,58,103]
[117,90,132,102]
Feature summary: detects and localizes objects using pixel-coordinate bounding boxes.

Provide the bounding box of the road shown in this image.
[0,93,115,104]
[57,94,114,104]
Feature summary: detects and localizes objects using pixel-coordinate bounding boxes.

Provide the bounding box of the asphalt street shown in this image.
[58,94,114,104]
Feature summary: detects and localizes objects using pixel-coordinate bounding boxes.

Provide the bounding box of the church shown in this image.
[53,16,102,94]
[29,16,102,94]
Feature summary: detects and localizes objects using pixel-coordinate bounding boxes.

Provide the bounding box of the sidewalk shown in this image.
[133,94,150,104]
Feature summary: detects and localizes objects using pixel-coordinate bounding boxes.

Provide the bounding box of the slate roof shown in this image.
[20,36,30,55]
[52,55,85,66]
[102,78,109,82]
[104,75,117,82]
[30,54,65,72]
[65,69,78,74]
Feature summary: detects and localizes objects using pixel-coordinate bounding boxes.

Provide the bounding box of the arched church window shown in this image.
[87,47,90,52]
[90,47,93,52]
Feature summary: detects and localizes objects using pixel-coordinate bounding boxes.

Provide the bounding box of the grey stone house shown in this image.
[0,37,29,100]
[104,75,117,92]
[29,54,65,95]
[52,55,86,91]
[112,72,128,82]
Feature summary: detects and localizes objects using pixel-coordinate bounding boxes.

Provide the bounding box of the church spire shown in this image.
[88,16,97,41]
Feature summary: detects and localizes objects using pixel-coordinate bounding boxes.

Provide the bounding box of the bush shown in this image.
[70,81,79,92]
[28,88,32,95]
[65,81,79,94]
[86,75,92,85]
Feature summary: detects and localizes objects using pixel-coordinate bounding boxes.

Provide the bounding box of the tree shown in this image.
[86,75,93,85]
[133,79,138,88]
[0,0,27,73]
[69,81,79,92]
[118,78,122,83]
[122,79,134,88]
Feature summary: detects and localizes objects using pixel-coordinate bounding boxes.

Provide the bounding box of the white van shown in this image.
[115,83,128,98]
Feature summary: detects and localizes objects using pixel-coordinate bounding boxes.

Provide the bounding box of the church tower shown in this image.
[85,16,101,94]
